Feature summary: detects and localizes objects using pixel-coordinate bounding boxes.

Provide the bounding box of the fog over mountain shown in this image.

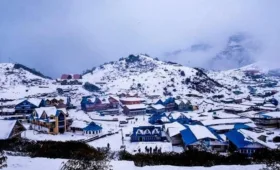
[0,0,280,77]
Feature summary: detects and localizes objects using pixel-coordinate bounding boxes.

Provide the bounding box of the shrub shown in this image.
[83,82,100,92]
[0,150,7,169]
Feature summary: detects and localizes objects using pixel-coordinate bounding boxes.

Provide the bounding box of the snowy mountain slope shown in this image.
[0,63,57,99]
[82,54,226,96]
[208,33,259,70]
[0,63,52,87]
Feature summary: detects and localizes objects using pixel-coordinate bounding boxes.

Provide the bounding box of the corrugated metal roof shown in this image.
[225,129,253,149]
[83,122,102,131]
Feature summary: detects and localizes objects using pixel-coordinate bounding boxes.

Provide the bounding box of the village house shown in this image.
[120,97,145,105]
[149,113,170,125]
[167,112,190,124]
[30,107,72,135]
[253,112,280,128]
[130,126,163,142]
[83,122,103,137]
[14,99,45,116]
[59,74,83,85]
[226,129,266,156]
[70,120,88,135]
[61,74,82,80]
[156,97,176,111]
[0,120,26,139]
[81,96,119,112]
[163,122,186,145]
[150,104,165,114]
[174,99,192,111]
[180,124,228,152]
[123,104,146,115]
[45,97,71,108]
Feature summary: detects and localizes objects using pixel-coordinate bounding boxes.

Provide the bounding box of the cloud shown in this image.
[0,0,279,77]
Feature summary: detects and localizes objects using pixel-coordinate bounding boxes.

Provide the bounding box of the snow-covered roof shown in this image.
[151,104,165,110]
[187,124,217,140]
[261,112,280,118]
[239,111,260,118]
[201,118,253,126]
[239,129,278,149]
[70,120,88,129]
[28,98,43,107]
[0,120,17,139]
[241,101,256,106]
[46,97,67,101]
[125,104,146,110]
[263,103,276,108]
[224,104,251,111]
[35,107,57,118]
[120,97,145,102]
[212,111,240,119]
[175,100,182,105]
[258,106,278,111]
[169,112,184,120]
[164,122,186,137]
[58,108,67,114]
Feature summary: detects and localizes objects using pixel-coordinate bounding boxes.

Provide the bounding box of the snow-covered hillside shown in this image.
[82,55,226,96]
[0,63,56,99]
[0,63,52,87]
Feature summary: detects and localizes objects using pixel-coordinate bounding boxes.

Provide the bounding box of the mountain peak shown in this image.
[208,33,257,71]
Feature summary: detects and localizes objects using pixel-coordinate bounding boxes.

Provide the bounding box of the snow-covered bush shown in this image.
[0,150,7,169]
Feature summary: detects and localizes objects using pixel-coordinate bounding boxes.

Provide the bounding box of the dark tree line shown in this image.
[119,150,250,167]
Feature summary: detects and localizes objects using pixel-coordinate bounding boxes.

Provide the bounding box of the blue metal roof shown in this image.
[207,127,224,141]
[149,113,166,124]
[132,126,161,136]
[180,128,198,145]
[234,123,252,130]
[225,129,253,149]
[83,122,102,131]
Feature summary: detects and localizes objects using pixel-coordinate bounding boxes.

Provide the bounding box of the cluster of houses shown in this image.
[129,105,280,155]
[125,81,280,156]
[0,97,73,135]
[80,95,198,116]
[57,74,83,85]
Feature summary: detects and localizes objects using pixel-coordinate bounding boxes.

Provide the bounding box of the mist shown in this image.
[0,0,280,77]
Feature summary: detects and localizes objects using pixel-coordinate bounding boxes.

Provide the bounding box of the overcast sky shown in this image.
[0,0,280,77]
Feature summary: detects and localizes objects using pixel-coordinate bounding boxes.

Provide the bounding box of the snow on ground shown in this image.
[21,130,88,141]
[5,156,264,170]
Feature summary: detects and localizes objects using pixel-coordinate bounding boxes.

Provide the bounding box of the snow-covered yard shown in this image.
[5,156,264,170]
[21,130,88,141]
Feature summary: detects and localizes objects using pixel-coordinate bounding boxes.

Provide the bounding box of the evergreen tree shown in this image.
[60,159,111,170]
[0,150,7,169]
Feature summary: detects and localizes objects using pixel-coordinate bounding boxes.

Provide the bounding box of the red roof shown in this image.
[73,74,82,79]
[61,74,69,80]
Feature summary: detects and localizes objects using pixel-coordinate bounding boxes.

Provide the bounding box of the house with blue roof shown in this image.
[148,113,170,124]
[254,112,280,127]
[156,97,176,111]
[209,123,254,134]
[167,112,191,124]
[180,125,228,152]
[150,104,165,114]
[30,107,71,135]
[83,122,103,137]
[81,96,119,112]
[15,98,45,116]
[225,129,264,155]
[131,126,163,142]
